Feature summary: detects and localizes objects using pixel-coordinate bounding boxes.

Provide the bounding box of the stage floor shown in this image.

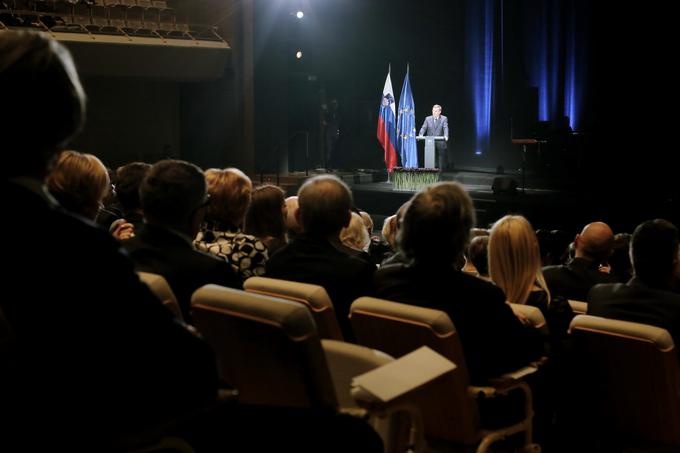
[251,167,676,233]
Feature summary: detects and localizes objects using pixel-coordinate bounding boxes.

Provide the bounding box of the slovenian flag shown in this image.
[377,68,398,172]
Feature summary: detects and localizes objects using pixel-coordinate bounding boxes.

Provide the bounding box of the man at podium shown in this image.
[418,104,449,169]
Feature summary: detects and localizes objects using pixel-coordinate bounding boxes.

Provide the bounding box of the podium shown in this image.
[416,135,446,168]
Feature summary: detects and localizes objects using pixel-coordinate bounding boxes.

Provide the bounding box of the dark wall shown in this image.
[62,0,247,172]
[71,77,181,168]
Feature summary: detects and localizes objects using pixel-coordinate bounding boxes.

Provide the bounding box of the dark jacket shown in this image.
[2,181,218,448]
[374,263,545,385]
[123,223,240,322]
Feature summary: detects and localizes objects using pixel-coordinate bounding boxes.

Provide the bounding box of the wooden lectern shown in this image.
[416,136,446,168]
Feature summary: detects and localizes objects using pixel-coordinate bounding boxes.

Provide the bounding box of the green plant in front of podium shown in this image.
[391,167,441,191]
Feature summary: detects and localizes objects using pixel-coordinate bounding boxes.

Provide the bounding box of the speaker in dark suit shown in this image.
[418,104,450,169]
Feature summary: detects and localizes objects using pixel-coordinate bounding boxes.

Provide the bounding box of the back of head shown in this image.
[340,211,371,252]
[140,160,206,228]
[1,31,86,180]
[630,219,679,289]
[204,167,252,230]
[381,215,397,248]
[468,235,490,276]
[115,162,151,214]
[284,196,300,233]
[358,211,373,235]
[46,150,109,220]
[297,175,353,236]
[489,215,545,304]
[609,232,633,280]
[245,184,286,239]
[398,182,475,266]
[576,221,615,262]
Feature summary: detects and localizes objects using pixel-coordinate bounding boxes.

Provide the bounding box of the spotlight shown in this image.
[295,50,303,59]
[296,11,304,19]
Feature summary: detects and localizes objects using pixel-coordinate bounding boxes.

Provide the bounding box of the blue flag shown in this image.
[396,67,418,168]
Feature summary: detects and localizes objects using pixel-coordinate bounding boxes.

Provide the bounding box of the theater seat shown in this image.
[568,315,680,445]
[244,276,344,340]
[350,296,541,453]
[137,271,183,321]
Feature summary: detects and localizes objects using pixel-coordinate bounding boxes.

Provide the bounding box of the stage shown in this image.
[252,166,594,232]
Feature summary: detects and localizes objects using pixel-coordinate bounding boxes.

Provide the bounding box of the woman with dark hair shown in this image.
[245,184,288,256]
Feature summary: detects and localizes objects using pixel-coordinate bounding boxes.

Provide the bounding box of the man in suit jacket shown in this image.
[543,221,622,301]
[374,182,544,384]
[419,104,450,170]
[123,160,241,322]
[266,175,375,340]
[588,219,680,348]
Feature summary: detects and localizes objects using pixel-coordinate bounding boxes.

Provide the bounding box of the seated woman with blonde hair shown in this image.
[488,215,574,337]
[340,211,371,257]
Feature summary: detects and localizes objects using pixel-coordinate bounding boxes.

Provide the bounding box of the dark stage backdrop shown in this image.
[255,0,677,209]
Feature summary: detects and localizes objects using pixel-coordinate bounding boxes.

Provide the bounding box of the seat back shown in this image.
[350,297,479,444]
[191,285,337,409]
[509,303,549,334]
[567,299,587,314]
[244,276,344,341]
[137,271,183,321]
[569,315,680,444]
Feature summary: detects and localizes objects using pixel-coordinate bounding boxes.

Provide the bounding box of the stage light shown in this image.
[296,50,303,59]
[296,11,304,19]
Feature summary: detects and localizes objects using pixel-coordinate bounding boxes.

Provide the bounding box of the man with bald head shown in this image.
[266,175,375,340]
[543,221,622,300]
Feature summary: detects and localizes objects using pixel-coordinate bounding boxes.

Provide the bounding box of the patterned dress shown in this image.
[195,228,269,282]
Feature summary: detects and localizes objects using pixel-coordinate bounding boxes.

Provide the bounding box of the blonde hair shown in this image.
[341,211,371,252]
[46,150,109,220]
[204,167,252,229]
[488,215,550,305]
[359,211,374,235]
[382,214,397,249]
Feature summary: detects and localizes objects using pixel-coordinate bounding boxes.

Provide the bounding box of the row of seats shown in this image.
[1,0,223,41]
[138,273,680,450]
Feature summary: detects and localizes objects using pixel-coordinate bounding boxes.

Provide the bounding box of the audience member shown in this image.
[379,200,411,266]
[109,161,151,240]
[467,235,490,279]
[340,211,371,254]
[543,221,621,301]
[266,175,375,340]
[374,183,544,384]
[588,219,680,346]
[124,160,240,321]
[245,184,287,255]
[1,30,218,449]
[46,150,110,220]
[284,195,301,240]
[606,232,634,282]
[489,215,575,339]
[194,168,268,282]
